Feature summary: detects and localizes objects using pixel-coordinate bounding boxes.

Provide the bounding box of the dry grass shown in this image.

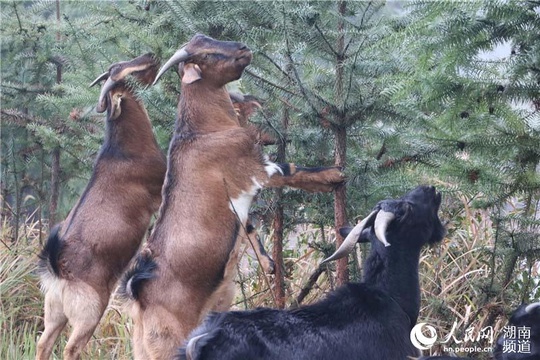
[1,191,538,359]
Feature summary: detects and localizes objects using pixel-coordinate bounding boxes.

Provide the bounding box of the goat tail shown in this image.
[38,224,63,278]
[118,248,157,301]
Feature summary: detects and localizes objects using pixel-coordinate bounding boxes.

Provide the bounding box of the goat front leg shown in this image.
[266,163,345,193]
[36,289,68,360]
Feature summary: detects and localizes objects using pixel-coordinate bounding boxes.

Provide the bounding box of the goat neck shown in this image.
[363,231,422,326]
[101,85,161,159]
[363,187,444,326]
[328,186,445,327]
[176,84,239,134]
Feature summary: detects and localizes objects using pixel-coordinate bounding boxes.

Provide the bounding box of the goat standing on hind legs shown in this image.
[118,34,288,360]
[203,93,346,312]
[35,53,166,360]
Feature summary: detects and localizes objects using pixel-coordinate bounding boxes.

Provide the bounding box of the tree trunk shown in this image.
[272,189,285,308]
[333,126,348,284]
[271,104,290,309]
[49,0,62,227]
[333,0,349,285]
[49,148,60,226]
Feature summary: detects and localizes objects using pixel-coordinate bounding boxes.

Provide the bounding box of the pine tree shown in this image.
[385,0,540,306]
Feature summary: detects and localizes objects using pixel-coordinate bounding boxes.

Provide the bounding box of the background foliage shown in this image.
[1,1,539,358]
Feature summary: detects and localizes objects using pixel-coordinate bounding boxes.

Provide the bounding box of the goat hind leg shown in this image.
[36,290,68,360]
[143,307,187,360]
[62,283,108,360]
[132,314,150,360]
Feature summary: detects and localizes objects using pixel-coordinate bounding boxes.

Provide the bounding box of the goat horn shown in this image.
[229,91,245,102]
[153,48,190,85]
[89,72,109,88]
[374,210,394,247]
[525,302,540,314]
[96,77,116,113]
[185,333,207,360]
[321,210,379,264]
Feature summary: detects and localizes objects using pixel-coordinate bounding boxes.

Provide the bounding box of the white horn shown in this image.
[95,77,116,113]
[321,210,379,264]
[374,210,395,247]
[186,332,207,360]
[153,48,190,85]
[525,302,540,314]
[89,72,108,88]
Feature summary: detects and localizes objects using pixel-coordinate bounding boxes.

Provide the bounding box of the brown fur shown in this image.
[122,35,279,360]
[231,94,345,192]
[36,54,166,360]
[266,163,344,192]
[124,36,344,359]
[204,96,343,313]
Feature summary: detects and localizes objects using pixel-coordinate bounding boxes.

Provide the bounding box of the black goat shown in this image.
[177,185,446,360]
[493,302,540,360]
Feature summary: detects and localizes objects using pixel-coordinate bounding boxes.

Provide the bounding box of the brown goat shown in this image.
[118,34,285,359]
[207,95,345,312]
[36,54,166,360]
[230,92,277,145]
[120,35,344,359]
[231,93,344,192]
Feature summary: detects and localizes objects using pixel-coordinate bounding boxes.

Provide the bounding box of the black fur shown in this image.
[418,357,473,359]
[177,185,445,360]
[493,303,540,360]
[178,284,415,360]
[277,163,293,176]
[38,224,63,277]
[118,250,157,300]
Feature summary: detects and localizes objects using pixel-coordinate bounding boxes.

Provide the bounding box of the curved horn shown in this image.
[153,48,190,85]
[185,332,207,360]
[96,77,116,113]
[89,72,109,88]
[321,210,379,264]
[374,210,395,247]
[229,91,245,103]
[525,302,540,314]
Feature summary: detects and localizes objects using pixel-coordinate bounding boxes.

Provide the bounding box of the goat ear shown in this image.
[182,63,202,84]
